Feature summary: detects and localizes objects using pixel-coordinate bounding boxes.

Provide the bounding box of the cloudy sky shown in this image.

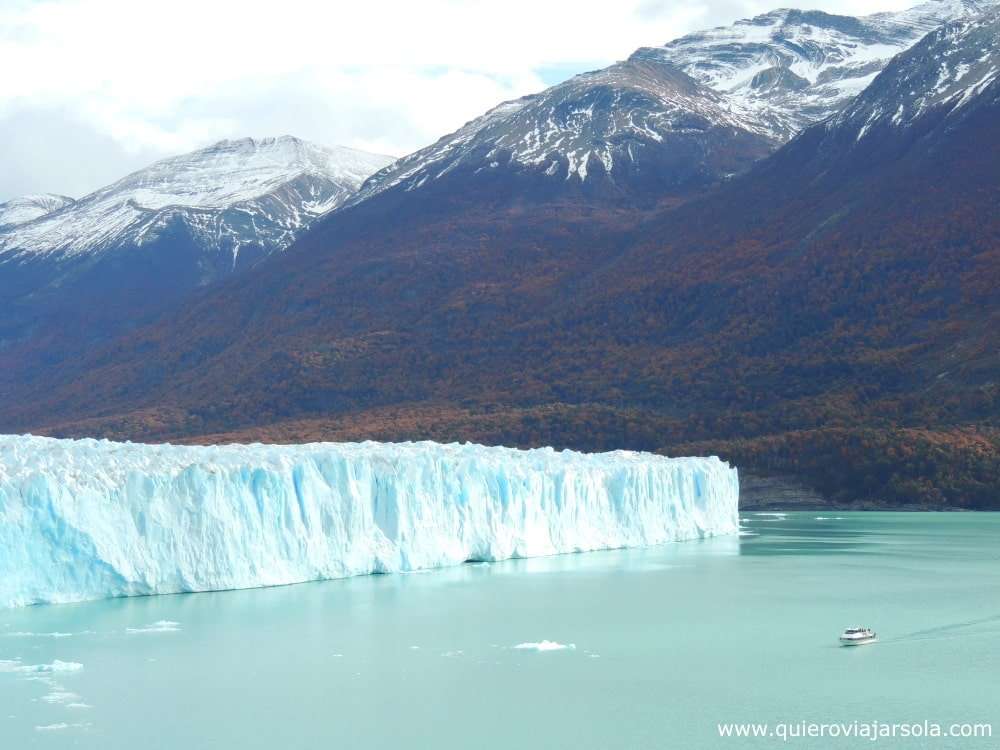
[0,0,917,201]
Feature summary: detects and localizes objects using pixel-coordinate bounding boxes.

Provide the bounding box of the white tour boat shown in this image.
[839,627,877,646]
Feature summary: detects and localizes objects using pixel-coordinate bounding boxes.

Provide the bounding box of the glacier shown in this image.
[0,435,739,609]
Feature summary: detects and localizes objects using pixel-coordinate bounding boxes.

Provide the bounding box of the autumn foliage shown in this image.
[2,98,999,509]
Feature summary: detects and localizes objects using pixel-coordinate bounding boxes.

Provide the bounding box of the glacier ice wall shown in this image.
[0,435,739,608]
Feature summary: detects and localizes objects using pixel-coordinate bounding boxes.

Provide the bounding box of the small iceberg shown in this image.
[126,620,182,634]
[513,641,577,652]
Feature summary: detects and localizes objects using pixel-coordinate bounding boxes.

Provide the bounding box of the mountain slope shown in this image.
[822,9,1000,143]
[4,10,998,507]
[555,8,1000,505]
[0,136,393,384]
[347,59,775,209]
[334,0,989,213]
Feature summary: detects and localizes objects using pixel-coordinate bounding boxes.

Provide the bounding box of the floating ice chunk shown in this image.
[0,435,739,609]
[126,620,181,634]
[36,723,70,732]
[40,689,80,704]
[3,660,83,674]
[513,641,577,652]
[35,722,89,731]
[39,660,84,673]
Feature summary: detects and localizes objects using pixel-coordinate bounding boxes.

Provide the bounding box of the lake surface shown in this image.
[1,512,998,749]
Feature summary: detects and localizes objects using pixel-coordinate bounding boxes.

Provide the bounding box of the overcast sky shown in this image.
[0,0,918,201]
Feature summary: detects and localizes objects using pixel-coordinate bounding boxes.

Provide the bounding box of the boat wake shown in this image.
[882,614,1000,644]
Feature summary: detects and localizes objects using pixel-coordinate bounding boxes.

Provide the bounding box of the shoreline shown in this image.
[739,503,979,512]
[737,473,985,512]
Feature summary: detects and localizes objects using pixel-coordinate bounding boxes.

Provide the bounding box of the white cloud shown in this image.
[0,0,917,199]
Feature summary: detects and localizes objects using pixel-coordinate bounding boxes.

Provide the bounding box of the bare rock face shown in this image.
[739,474,828,510]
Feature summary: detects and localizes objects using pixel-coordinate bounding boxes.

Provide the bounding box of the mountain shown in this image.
[0,136,392,263]
[639,0,996,139]
[0,193,75,228]
[3,8,997,508]
[820,8,1000,144]
[343,0,991,210]
[0,136,393,383]
[346,59,775,208]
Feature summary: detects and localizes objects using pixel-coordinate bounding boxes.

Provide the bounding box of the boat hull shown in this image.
[839,636,877,646]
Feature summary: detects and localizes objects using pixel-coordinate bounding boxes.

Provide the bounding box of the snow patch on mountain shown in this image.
[633,0,997,140]
[828,8,1000,141]
[0,194,75,228]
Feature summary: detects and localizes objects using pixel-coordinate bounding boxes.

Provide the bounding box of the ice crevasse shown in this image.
[0,435,739,608]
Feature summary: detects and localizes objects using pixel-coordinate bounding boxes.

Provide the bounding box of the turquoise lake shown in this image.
[1,512,998,749]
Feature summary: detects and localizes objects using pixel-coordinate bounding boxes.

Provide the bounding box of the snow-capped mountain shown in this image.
[0,136,393,385]
[825,8,1000,143]
[347,60,774,207]
[345,0,991,210]
[0,136,393,263]
[0,193,75,228]
[637,0,996,140]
